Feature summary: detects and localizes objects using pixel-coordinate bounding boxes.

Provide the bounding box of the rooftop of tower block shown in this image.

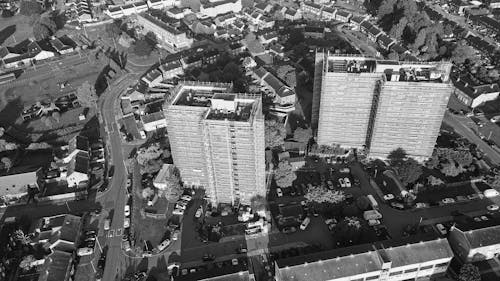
[171,82,233,107]
[205,93,258,122]
[324,54,452,83]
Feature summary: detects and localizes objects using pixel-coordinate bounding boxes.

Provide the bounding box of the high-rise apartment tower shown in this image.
[165,82,266,205]
[312,51,452,161]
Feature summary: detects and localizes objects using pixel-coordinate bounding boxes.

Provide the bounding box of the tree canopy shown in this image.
[458,264,481,281]
[293,127,312,144]
[304,186,345,204]
[265,118,286,149]
[19,0,42,16]
[76,81,98,108]
[133,38,154,57]
[274,160,296,188]
[33,16,57,40]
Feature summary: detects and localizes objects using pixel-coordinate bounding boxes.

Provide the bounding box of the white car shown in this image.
[300,217,311,230]
[276,188,283,197]
[104,219,111,231]
[344,178,351,188]
[124,218,130,228]
[487,204,499,211]
[338,178,346,188]
[436,224,447,236]
[484,189,499,198]
[195,206,203,218]
[181,195,192,202]
[124,205,130,217]
[383,194,395,201]
[173,208,184,216]
[175,203,187,210]
[441,198,455,204]
[232,258,239,266]
[171,231,179,241]
[157,239,171,251]
[77,247,94,256]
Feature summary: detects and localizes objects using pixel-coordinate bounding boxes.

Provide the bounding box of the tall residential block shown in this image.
[312,51,452,161]
[165,82,266,205]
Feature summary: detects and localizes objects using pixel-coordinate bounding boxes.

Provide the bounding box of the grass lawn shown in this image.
[0,15,33,46]
[134,216,169,248]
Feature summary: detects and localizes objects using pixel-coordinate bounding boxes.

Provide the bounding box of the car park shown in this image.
[300,217,311,230]
[487,204,499,211]
[436,224,447,236]
[276,188,283,197]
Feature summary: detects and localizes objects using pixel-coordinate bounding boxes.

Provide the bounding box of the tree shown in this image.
[293,127,312,143]
[488,174,500,189]
[145,31,158,47]
[392,158,423,187]
[286,30,304,50]
[133,38,153,57]
[488,69,499,81]
[377,0,397,19]
[250,195,266,213]
[274,160,296,188]
[356,196,371,211]
[76,81,98,109]
[19,255,35,271]
[12,229,30,245]
[1,157,12,171]
[441,160,465,177]
[304,186,346,204]
[105,22,122,39]
[387,148,407,166]
[222,62,242,83]
[33,16,57,40]
[52,111,60,123]
[458,264,481,281]
[387,51,399,60]
[142,187,155,199]
[19,0,42,16]
[451,44,478,64]
[265,118,286,149]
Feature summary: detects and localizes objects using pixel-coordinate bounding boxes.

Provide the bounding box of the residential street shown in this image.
[443,111,500,165]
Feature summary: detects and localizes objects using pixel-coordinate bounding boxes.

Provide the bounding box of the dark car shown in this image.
[108,166,115,179]
[282,226,297,234]
[202,253,215,261]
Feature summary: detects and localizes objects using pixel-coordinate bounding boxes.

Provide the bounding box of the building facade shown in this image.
[313,51,452,160]
[136,13,193,53]
[165,82,266,205]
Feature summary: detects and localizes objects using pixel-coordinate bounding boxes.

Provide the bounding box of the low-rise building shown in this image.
[0,168,43,201]
[141,69,164,87]
[350,15,367,30]
[1,40,55,69]
[321,6,335,20]
[301,1,322,17]
[159,59,184,80]
[166,7,191,19]
[63,135,89,164]
[283,8,302,21]
[136,13,193,53]
[214,12,237,27]
[269,43,285,57]
[32,214,82,252]
[50,36,76,55]
[304,26,325,39]
[253,67,295,106]
[452,76,500,108]
[275,236,453,281]
[367,25,383,41]
[141,111,167,132]
[153,164,181,200]
[147,0,178,10]
[255,2,273,13]
[65,152,89,187]
[335,9,352,23]
[377,34,395,50]
[37,250,73,281]
[259,32,278,45]
[200,0,242,18]
[448,223,500,263]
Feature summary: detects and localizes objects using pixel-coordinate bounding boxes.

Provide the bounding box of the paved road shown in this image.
[443,111,500,165]
[99,73,141,281]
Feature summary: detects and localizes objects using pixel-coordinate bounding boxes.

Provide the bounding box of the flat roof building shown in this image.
[313,51,452,161]
[165,82,265,205]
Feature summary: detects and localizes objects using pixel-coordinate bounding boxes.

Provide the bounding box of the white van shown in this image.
[77,247,94,256]
[300,217,311,230]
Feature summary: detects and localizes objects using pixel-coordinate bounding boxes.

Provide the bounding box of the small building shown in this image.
[321,7,336,21]
[214,29,229,39]
[50,36,76,55]
[106,6,123,18]
[242,57,257,69]
[214,12,237,27]
[301,1,322,17]
[289,157,305,172]
[277,151,290,161]
[65,152,89,187]
[259,32,278,45]
[141,111,167,132]
[159,59,184,80]
[141,69,164,87]
[199,0,242,18]
[304,26,325,39]
[166,7,191,19]
[37,250,73,281]
[32,214,82,252]
[283,8,302,21]
[260,16,275,30]
[453,77,500,108]
[448,223,500,263]
[255,2,273,14]
[377,34,395,50]
[253,67,296,106]
[269,44,285,57]
[335,10,352,23]
[350,15,367,30]
[63,135,89,164]
[0,168,43,201]
[367,26,383,41]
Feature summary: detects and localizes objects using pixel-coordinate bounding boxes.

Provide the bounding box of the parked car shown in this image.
[415,203,429,209]
[300,217,311,230]
[236,245,247,253]
[390,202,404,209]
[195,206,203,218]
[181,195,192,202]
[344,178,351,188]
[484,189,499,198]
[368,219,380,226]
[175,203,187,210]
[157,239,171,251]
[202,253,215,261]
[441,198,455,204]
[276,188,283,197]
[383,194,394,201]
[282,226,297,234]
[77,247,94,256]
[232,258,239,266]
[124,218,130,228]
[104,219,111,231]
[487,204,499,211]
[338,178,346,188]
[171,230,180,241]
[124,205,130,217]
[173,208,185,216]
[436,224,447,236]
[467,194,481,200]
[122,241,131,251]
